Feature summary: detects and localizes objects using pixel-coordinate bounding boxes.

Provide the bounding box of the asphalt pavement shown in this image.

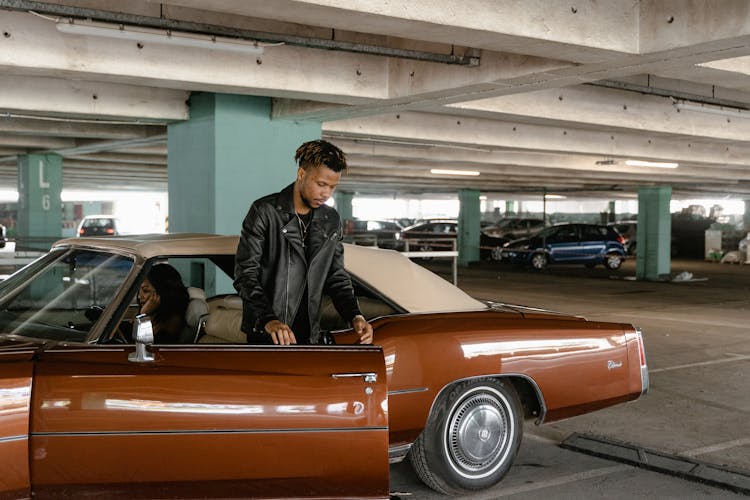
[392,257,750,498]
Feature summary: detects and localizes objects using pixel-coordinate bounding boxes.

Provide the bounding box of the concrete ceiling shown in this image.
[2,0,750,200]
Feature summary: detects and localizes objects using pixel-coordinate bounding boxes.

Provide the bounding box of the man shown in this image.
[234,140,373,345]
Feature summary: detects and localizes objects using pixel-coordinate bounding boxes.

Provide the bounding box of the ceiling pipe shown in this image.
[0,0,480,65]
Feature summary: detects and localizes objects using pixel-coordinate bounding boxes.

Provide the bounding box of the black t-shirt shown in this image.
[291,210,313,344]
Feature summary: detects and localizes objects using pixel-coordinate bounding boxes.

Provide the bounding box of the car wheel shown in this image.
[419,244,434,260]
[530,252,548,270]
[408,378,523,494]
[490,246,503,261]
[605,252,623,270]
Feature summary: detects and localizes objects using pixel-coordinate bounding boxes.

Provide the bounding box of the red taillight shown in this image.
[617,235,626,244]
[106,228,115,234]
[638,331,646,366]
[79,228,84,235]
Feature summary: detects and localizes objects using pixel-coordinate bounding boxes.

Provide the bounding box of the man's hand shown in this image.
[264,320,297,345]
[352,315,374,344]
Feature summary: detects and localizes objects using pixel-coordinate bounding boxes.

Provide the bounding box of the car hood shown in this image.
[483,300,585,321]
[0,336,48,361]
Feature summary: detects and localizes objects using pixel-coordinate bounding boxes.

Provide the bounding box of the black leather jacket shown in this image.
[234,183,361,344]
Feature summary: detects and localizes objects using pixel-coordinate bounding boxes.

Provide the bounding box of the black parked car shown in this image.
[347,219,403,247]
[77,216,122,237]
[483,217,547,240]
[392,219,457,252]
[500,223,627,270]
[481,218,547,260]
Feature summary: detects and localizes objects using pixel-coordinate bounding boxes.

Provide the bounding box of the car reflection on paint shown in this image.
[0,233,647,498]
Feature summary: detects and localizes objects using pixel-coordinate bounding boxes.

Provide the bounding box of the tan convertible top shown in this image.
[54,234,487,314]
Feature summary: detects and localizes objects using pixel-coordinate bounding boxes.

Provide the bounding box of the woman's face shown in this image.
[138,278,161,316]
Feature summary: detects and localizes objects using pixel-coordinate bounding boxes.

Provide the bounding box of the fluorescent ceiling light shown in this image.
[56,21,264,55]
[625,160,679,169]
[674,102,749,119]
[479,195,487,200]
[544,194,567,199]
[430,169,480,176]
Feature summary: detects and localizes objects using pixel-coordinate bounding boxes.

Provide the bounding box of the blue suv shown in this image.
[500,223,626,270]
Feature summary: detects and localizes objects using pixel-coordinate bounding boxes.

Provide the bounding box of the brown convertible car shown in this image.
[0,234,648,498]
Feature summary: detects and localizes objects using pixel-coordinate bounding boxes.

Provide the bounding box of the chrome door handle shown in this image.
[331,372,378,383]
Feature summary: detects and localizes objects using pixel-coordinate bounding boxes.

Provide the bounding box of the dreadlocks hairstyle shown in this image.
[294,140,348,173]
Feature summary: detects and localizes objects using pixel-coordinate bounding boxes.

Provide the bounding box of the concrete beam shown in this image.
[0,116,166,139]
[161,0,640,61]
[639,0,750,54]
[0,73,188,122]
[0,136,75,149]
[65,153,167,165]
[343,150,750,182]
[324,112,750,168]
[446,84,750,143]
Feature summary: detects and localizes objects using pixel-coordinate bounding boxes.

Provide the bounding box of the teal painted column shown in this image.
[17,153,62,250]
[334,191,354,223]
[458,189,480,266]
[505,200,515,216]
[168,93,320,292]
[744,200,750,230]
[168,93,321,235]
[636,186,672,281]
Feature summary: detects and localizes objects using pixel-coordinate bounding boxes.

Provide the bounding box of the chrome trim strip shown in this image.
[0,435,27,443]
[388,443,412,464]
[388,387,428,396]
[45,346,381,353]
[31,427,388,437]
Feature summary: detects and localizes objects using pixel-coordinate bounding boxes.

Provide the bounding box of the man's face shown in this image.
[297,164,341,209]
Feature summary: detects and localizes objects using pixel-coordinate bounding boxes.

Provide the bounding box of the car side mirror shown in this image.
[129,314,155,363]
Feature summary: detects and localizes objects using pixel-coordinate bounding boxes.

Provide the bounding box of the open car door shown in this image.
[30,343,389,499]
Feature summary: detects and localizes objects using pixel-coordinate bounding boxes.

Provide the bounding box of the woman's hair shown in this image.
[145,263,189,324]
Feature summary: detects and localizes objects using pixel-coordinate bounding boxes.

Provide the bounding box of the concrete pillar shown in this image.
[608,200,616,223]
[17,153,62,251]
[168,93,320,291]
[458,189,480,266]
[744,200,750,230]
[334,191,354,223]
[334,190,354,238]
[636,186,672,281]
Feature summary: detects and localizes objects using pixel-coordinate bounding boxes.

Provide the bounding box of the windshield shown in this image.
[0,249,134,342]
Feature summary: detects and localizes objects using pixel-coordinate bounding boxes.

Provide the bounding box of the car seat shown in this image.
[181,287,210,343]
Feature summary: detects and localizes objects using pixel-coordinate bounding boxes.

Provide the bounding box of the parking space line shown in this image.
[594,311,749,329]
[649,354,750,373]
[460,465,630,499]
[682,438,750,457]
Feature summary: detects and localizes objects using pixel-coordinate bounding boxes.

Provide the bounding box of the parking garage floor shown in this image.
[393,257,749,498]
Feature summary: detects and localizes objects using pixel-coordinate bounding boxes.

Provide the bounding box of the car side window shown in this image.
[558,227,579,242]
[319,278,401,331]
[0,250,134,342]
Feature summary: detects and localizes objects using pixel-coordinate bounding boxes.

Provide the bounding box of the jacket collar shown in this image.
[276,182,328,220]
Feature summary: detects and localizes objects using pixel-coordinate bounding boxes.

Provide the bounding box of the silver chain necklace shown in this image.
[296,212,311,245]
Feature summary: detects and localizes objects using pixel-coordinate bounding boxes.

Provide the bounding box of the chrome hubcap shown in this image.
[532,254,546,268]
[446,392,510,476]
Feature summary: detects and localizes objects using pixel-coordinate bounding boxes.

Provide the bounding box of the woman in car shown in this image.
[137,263,190,343]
